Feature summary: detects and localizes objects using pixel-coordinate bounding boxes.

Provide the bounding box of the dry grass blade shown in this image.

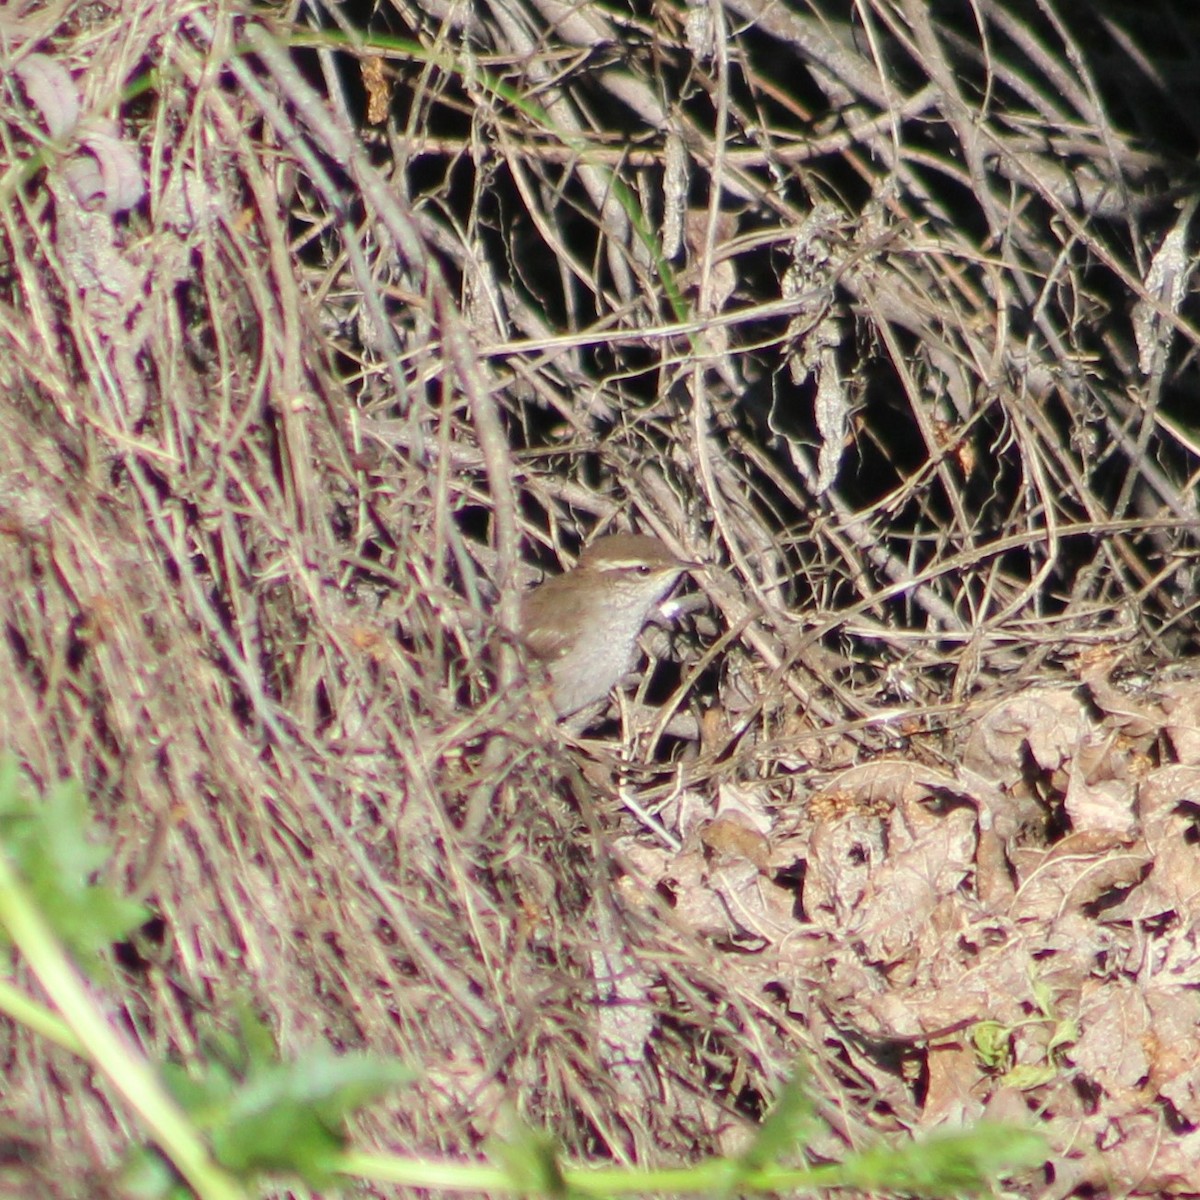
[2,0,1200,1195]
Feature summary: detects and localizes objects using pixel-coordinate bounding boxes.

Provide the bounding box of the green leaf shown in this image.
[840,1123,1046,1197]
[1002,1063,1058,1091]
[1047,1017,1079,1057]
[118,1145,190,1200]
[236,1000,281,1071]
[1029,970,1055,1019]
[970,1020,1011,1070]
[490,1125,569,1197]
[0,759,146,971]
[160,1059,238,1127]
[736,1070,816,1173]
[157,1007,412,1188]
[214,1052,411,1183]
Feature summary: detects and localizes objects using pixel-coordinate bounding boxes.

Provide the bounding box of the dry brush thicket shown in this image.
[2,0,1200,1195]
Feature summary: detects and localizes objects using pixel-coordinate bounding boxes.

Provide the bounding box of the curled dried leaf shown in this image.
[13,53,79,139]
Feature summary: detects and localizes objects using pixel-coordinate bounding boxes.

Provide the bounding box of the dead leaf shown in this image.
[1105,766,1200,921]
[1158,680,1200,764]
[361,55,391,124]
[62,121,145,214]
[1069,978,1151,1109]
[1063,728,1138,835]
[13,53,79,139]
[1144,986,1200,1122]
[1009,830,1149,920]
[963,687,1089,788]
[701,816,770,871]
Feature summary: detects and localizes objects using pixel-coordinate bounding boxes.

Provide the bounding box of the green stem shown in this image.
[0,847,248,1200]
[338,1149,844,1195]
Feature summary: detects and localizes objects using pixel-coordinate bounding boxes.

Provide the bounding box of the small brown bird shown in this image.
[519,533,695,717]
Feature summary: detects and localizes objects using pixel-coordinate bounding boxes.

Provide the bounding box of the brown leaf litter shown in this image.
[617,657,1200,1195]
